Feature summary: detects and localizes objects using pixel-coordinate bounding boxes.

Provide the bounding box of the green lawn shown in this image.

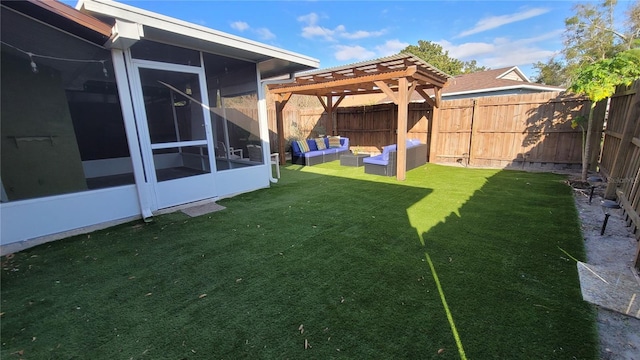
[0,163,597,359]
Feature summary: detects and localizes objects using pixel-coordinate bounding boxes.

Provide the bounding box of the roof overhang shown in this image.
[2,0,112,46]
[75,0,319,78]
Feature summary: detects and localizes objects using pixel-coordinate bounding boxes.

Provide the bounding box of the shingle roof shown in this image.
[398,66,565,102]
[441,66,563,95]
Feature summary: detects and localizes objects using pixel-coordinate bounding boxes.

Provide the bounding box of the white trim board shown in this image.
[77,0,318,69]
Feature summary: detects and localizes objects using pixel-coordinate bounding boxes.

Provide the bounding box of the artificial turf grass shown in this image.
[0,164,597,359]
[417,169,597,359]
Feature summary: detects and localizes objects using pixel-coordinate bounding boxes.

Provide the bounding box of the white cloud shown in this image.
[231,21,249,32]
[297,12,386,41]
[438,30,562,68]
[375,39,409,57]
[256,28,276,40]
[341,29,387,40]
[516,29,564,45]
[438,40,495,59]
[230,21,277,41]
[301,25,338,41]
[481,49,556,68]
[456,8,549,38]
[297,12,319,25]
[334,45,376,62]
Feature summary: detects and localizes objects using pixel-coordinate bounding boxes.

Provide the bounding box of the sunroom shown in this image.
[0,0,318,251]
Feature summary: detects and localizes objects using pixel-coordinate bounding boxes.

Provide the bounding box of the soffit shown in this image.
[77,0,319,78]
[2,0,112,45]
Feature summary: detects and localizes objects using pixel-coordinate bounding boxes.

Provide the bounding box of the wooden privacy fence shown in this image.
[598,79,640,269]
[432,92,601,169]
[269,92,598,170]
[267,104,434,155]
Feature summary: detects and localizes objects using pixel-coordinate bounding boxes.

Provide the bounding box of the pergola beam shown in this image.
[374,81,398,104]
[415,87,436,108]
[411,72,447,88]
[270,66,417,95]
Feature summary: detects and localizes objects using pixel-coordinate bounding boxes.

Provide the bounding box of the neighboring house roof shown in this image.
[438,66,564,98]
[339,65,565,107]
[76,0,319,79]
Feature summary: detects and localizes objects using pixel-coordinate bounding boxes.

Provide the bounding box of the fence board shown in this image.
[270,92,590,169]
[599,79,640,270]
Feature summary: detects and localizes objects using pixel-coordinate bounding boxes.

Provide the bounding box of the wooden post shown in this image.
[426,105,433,162]
[604,93,640,199]
[425,87,443,163]
[326,96,334,135]
[397,77,408,181]
[275,93,291,165]
[468,99,479,166]
[391,105,396,146]
[429,106,440,163]
[333,95,345,136]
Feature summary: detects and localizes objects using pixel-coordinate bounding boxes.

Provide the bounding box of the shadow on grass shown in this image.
[412,168,597,359]
[0,164,597,359]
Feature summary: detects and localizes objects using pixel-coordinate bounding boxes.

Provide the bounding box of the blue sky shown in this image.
[68,1,635,79]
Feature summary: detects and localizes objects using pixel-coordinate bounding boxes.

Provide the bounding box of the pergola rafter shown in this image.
[268,53,451,180]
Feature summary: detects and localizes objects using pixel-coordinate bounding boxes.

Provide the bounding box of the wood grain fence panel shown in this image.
[469,99,489,164]
[599,79,640,268]
[600,136,622,175]
[621,143,640,195]
[268,91,589,169]
[434,99,473,163]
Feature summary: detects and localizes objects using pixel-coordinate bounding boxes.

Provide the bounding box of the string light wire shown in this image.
[1,40,110,77]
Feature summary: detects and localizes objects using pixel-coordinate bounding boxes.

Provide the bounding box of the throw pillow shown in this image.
[315,138,327,150]
[328,136,341,148]
[296,140,310,153]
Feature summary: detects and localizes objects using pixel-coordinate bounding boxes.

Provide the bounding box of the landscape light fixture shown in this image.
[600,199,621,236]
[587,176,604,204]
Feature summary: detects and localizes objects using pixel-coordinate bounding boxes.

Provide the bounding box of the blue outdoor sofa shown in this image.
[290,137,350,166]
[363,139,428,176]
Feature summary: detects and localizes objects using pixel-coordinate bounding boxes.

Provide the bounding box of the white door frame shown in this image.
[125,52,217,210]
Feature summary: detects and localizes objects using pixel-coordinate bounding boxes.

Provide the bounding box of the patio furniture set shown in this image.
[290,137,428,176]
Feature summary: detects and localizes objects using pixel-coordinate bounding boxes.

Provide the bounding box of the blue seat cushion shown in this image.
[363,154,388,165]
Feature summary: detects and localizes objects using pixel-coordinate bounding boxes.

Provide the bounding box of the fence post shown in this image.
[467,99,478,166]
[429,105,439,162]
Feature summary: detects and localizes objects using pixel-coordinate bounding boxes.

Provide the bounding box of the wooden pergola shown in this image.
[268,53,451,180]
